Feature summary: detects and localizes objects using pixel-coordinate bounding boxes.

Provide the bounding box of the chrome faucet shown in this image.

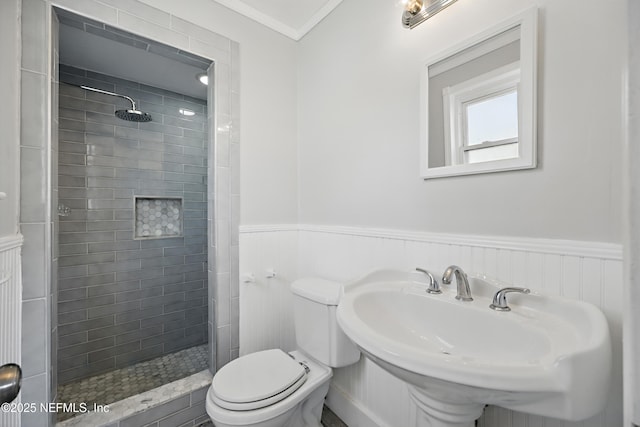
[442,265,473,301]
[415,268,441,294]
[489,287,530,311]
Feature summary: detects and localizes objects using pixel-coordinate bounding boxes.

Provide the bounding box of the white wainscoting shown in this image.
[239,225,623,427]
[239,227,299,356]
[0,234,23,427]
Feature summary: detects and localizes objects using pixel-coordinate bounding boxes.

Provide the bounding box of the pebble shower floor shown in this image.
[57,344,208,421]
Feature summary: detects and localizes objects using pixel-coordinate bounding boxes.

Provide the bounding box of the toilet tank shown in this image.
[291,278,360,368]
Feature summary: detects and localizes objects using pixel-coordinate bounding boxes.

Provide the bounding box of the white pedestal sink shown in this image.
[336,270,612,427]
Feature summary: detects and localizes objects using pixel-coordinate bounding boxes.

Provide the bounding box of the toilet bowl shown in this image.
[206,278,360,427]
[206,350,331,427]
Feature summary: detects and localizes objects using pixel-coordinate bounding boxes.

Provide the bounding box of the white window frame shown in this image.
[442,62,520,165]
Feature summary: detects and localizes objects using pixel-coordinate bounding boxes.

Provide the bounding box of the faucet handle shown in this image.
[415,268,442,294]
[490,287,530,312]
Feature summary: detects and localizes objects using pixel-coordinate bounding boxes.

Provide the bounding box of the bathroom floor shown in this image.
[58,343,349,426]
[320,406,349,426]
[57,344,209,421]
[195,406,348,427]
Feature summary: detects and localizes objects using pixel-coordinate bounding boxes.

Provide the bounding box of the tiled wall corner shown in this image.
[228,41,240,364]
[227,41,240,365]
[20,1,55,426]
[211,38,240,369]
[207,60,217,373]
[51,10,60,417]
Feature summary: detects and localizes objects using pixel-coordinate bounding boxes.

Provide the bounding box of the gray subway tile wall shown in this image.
[56,65,209,385]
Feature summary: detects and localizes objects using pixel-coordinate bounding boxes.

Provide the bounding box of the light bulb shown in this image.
[196,73,209,86]
[405,0,423,15]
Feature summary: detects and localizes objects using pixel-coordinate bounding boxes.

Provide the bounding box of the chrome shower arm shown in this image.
[80,85,137,109]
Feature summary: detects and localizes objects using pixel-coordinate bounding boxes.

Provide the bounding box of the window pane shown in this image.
[466,90,518,146]
[466,143,518,164]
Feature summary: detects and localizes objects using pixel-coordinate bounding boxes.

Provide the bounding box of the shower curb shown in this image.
[56,370,212,427]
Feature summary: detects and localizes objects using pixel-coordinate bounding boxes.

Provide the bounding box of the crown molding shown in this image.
[295,0,343,39]
[211,0,343,41]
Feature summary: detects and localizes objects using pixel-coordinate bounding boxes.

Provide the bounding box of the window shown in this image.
[443,62,520,165]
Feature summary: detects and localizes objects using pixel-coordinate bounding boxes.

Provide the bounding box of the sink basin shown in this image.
[336,270,611,425]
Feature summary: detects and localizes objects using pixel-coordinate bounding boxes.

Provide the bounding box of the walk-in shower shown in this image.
[18,1,240,424]
[54,8,213,422]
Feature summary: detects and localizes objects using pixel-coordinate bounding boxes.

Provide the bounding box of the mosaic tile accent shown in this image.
[135,197,183,239]
[57,344,208,422]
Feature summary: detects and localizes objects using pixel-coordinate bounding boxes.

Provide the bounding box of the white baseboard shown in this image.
[326,383,392,427]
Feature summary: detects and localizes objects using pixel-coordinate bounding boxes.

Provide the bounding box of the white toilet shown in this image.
[205,278,361,427]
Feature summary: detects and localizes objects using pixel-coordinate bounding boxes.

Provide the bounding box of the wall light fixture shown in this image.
[402,0,460,29]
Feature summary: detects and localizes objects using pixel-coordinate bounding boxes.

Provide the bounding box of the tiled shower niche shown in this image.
[135,197,183,239]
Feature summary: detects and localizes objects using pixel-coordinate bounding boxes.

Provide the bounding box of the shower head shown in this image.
[115,109,152,122]
[79,85,152,122]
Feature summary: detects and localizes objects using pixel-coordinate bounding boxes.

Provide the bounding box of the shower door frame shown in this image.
[19,1,240,425]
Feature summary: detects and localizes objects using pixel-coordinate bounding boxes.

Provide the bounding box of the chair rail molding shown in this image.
[239,224,622,261]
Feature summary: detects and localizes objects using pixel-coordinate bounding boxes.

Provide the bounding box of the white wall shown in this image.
[0,0,21,238]
[138,0,299,226]
[625,0,639,424]
[297,0,625,243]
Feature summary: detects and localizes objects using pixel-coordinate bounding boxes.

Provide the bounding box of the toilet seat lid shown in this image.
[211,349,307,410]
